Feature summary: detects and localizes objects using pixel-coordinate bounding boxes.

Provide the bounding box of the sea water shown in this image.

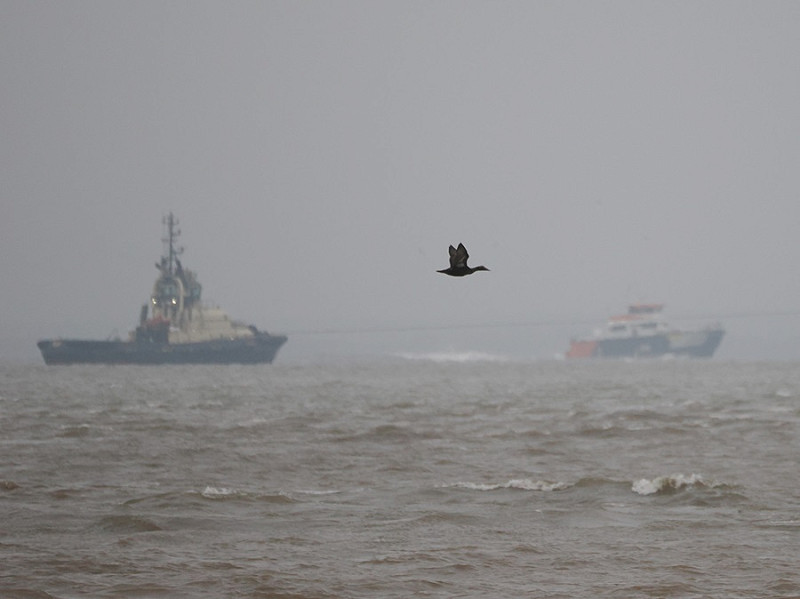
[1,358,799,598]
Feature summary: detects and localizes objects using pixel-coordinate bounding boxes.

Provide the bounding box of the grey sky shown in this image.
[3,2,800,363]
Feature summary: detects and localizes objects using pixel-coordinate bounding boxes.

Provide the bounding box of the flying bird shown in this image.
[437,243,489,277]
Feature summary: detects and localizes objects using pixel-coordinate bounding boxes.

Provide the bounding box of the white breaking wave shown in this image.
[200,486,292,501]
[201,486,241,499]
[445,479,569,492]
[396,351,510,363]
[631,473,712,496]
[292,489,343,496]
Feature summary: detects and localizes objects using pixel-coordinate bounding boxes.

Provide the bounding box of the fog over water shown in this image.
[3,2,800,363]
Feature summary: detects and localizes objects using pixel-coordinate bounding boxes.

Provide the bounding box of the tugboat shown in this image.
[566,304,724,359]
[37,214,287,365]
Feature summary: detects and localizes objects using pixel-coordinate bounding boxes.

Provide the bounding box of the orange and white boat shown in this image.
[566,304,724,359]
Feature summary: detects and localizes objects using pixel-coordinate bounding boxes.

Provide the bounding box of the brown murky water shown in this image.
[2,359,798,598]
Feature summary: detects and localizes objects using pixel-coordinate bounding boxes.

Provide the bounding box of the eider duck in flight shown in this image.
[437,243,489,277]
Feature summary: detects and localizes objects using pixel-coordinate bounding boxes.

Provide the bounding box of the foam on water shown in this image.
[445,479,569,492]
[631,472,712,496]
[395,350,510,363]
[199,486,295,503]
[201,486,240,499]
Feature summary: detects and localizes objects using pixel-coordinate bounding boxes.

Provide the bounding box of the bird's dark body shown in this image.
[437,243,489,277]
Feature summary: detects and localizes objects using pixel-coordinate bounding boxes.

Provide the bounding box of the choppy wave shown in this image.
[337,423,437,443]
[199,486,343,502]
[96,514,163,533]
[444,479,569,492]
[292,489,343,496]
[0,590,59,599]
[631,473,717,496]
[395,351,510,363]
[201,485,245,499]
[200,486,295,503]
[447,474,740,500]
[4,361,799,598]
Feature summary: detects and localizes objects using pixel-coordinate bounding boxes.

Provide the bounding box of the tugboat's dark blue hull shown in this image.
[37,333,287,365]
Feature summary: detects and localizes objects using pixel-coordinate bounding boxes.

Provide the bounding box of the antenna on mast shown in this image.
[162,212,184,276]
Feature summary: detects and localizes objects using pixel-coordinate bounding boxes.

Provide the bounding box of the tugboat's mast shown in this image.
[162,212,183,275]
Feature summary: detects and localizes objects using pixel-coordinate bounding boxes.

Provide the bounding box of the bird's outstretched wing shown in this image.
[451,243,469,268]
